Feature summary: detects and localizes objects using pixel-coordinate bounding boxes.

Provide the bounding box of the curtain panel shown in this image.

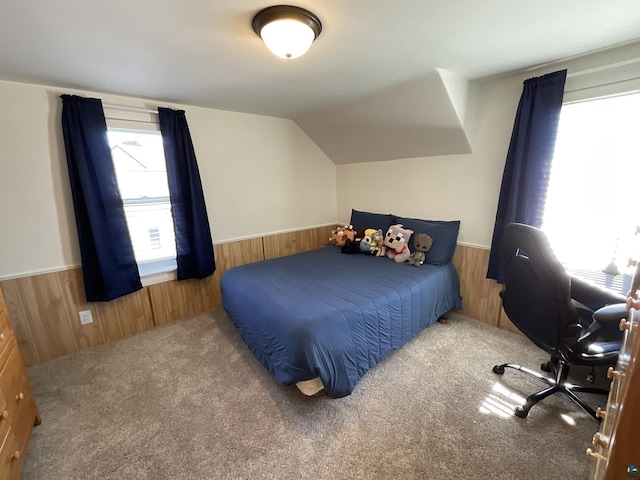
[486,69,567,283]
[158,108,215,280]
[60,95,142,301]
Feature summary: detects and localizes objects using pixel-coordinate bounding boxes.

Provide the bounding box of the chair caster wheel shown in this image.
[492,365,505,375]
[541,362,552,372]
[515,407,529,418]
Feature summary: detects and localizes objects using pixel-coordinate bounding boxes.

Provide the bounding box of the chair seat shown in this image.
[565,341,619,365]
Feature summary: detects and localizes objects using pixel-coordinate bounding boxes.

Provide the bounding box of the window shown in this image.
[541,91,640,294]
[107,129,177,276]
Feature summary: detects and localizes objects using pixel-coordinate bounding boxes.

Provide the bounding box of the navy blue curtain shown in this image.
[486,70,567,283]
[60,95,142,301]
[158,108,215,280]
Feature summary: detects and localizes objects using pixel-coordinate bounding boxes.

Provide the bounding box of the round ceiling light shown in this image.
[252,5,322,59]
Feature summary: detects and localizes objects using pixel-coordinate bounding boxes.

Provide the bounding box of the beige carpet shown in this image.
[21,309,604,479]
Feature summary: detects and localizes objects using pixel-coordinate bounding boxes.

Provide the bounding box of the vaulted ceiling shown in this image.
[1,1,639,164]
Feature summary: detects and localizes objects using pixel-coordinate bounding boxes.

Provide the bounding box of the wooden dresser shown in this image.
[587,266,640,479]
[0,287,40,480]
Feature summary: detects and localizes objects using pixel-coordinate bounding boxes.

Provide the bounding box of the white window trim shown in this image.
[138,258,177,287]
[106,115,178,283]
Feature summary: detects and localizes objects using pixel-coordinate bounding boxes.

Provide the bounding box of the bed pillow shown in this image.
[395,216,460,265]
[349,209,396,233]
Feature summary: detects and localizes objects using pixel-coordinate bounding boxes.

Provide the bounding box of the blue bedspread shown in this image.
[221,246,462,397]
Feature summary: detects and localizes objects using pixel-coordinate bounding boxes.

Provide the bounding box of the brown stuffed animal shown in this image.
[408,233,434,266]
[329,225,356,247]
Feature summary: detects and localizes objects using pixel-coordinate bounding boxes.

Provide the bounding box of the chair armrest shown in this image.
[592,303,628,326]
[570,275,626,311]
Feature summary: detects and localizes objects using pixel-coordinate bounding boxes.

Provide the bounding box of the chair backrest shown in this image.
[500,223,579,354]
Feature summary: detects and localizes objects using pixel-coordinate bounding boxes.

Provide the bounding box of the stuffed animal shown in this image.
[359,228,380,255]
[408,233,433,266]
[384,224,414,263]
[341,238,361,254]
[341,228,366,254]
[329,225,356,247]
[372,229,386,257]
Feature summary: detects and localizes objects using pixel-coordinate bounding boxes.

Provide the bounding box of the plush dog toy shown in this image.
[329,225,356,247]
[408,233,433,266]
[384,224,414,263]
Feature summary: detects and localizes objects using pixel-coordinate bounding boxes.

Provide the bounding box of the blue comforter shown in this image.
[221,246,462,397]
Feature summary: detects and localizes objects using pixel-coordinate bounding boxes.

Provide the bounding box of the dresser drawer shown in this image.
[0,323,14,373]
[0,289,8,330]
[0,428,24,480]
[10,376,36,453]
[0,287,38,480]
[0,347,23,428]
[0,345,21,395]
[0,399,9,452]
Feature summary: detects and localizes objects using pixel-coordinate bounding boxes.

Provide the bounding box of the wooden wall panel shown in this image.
[57,268,154,346]
[451,244,522,335]
[0,269,154,366]
[148,237,264,326]
[1,228,522,367]
[263,226,333,260]
[1,273,79,366]
[147,276,216,327]
[210,238,265,308]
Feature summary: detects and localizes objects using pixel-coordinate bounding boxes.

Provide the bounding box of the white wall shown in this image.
[0,80,337,278]
[337,42,640,248]
[337,75,520,247]
[2,42,637,277]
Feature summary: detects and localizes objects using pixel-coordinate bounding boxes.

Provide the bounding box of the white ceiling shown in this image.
[1,1,639,163]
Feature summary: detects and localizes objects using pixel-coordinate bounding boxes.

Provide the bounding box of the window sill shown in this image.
[565,266,633,297]
[138,258,177,287]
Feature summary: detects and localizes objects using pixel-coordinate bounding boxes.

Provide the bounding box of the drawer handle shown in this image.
[16,392,24,401]
[11,451,21,461]
[586,448,606,461]
[0,410,8,420]
[0,333,5,341]
[607,367,623,379]
[593,432,610,449]
[596,407,607,420]
[619,319,631,331]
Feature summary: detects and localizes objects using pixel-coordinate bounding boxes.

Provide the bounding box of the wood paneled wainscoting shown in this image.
[1,229,514,367]
[451,244,519,335]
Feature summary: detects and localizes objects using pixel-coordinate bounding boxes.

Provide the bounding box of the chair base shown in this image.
[492,359,609,420]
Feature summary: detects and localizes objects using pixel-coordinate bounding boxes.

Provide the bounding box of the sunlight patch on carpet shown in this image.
[479,382,526,418]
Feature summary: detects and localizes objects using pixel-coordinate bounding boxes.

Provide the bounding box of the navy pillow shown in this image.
[349,209,396,233]
[395,216,460,265]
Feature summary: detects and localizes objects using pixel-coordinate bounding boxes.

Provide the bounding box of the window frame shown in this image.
[105,113,177,286]
[541,90,640,296]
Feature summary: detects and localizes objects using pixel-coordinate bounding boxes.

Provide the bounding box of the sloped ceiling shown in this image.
[0,1,639,164]
[296,69,476,164]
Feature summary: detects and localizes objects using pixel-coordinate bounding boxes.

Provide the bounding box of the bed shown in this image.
[220,216,463,397]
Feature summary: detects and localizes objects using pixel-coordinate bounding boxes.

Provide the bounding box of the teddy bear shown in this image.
[408,233,433,266]
[384,224,413,263]
[329,225,356,247]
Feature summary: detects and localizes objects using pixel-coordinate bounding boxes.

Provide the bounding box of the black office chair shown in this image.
[492,223,626,420]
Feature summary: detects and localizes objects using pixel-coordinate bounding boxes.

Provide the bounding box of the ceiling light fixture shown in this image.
[252,5,322,59]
